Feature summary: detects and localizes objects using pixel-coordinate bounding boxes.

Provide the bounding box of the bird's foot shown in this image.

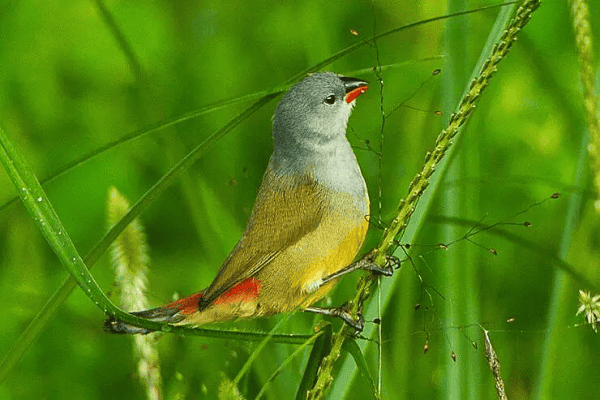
[305,305,365,332]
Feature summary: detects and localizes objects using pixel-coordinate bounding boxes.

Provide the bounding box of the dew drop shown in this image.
[37,197,43,202]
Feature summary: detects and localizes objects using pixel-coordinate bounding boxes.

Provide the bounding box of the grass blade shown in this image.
[296,324,333,400]
[0,125,119,315]
[534,116,590,399]
[342,339,378,400]
[255,329,323,400]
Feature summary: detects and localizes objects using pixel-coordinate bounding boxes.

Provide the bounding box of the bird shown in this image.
[105,72,391,334]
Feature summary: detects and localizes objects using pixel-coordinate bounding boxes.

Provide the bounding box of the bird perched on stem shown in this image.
[105,72,392,334]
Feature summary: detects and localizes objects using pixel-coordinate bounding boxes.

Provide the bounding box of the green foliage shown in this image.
[1,1,599,399]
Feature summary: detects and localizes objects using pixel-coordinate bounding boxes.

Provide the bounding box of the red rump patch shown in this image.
[167,291,204,315]
[164,278,261,315]
[345,86,368,103]
[213,278,262,306]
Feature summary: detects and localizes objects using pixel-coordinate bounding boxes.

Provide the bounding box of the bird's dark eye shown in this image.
[324,95,336,105]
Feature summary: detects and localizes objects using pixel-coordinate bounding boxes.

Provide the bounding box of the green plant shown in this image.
[1,1,598,399]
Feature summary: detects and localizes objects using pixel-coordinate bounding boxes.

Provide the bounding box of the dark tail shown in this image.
[104,307,185,334]
[104,291,204,334]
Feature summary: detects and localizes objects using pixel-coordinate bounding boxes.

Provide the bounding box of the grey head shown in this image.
[272,72,368,154]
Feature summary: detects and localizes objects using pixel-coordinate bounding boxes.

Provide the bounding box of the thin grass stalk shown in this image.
[92,0,144,80]
[232,314,292,389]
[213,314,294,399]
[430,215,598,290]
[440,0,473,398]
[314,2,541,398]
[335,2,520,398]
[436,1,470,399]
[534,113,591,399]
[255,331,323,400]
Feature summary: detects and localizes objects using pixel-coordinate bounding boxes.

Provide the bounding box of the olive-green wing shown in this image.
[198,167,327,309]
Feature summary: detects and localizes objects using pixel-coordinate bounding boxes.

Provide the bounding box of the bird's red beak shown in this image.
[341,76,369,103]
[345,85,368,103]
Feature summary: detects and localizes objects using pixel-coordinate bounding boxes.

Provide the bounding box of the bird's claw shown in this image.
[305,305,365,333]
[364,254,399,277]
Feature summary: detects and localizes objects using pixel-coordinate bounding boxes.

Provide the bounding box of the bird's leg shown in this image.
[305,305,365,332]
[304,254,398,332]
[319,253,398,286]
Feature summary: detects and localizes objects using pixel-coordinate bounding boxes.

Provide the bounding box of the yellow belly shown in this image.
[253,192,369,315]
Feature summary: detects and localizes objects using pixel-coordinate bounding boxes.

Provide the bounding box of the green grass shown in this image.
[1,1,599,399]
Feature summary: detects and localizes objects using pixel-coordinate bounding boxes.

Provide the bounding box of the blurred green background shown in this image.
[1,0,599,399]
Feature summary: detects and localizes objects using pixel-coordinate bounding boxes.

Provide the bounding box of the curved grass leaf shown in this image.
[296,324,333,400]
[255,329,323,399]
[342,339,378,400]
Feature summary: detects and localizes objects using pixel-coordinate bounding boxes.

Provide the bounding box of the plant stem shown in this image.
[308,1,542,398]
